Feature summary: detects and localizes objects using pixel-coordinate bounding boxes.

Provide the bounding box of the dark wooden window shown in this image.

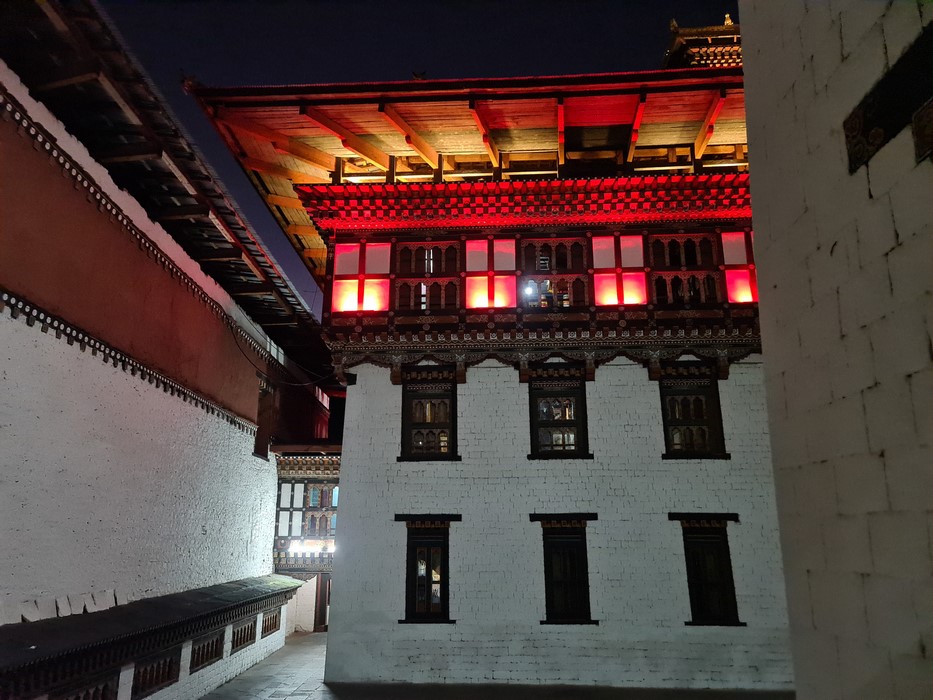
[531,513,598,624]
[396,514,461,623]
[659,363,727,459]
[189,630,224,673]
[131,649,181,700]
[230,617,257,654]
[52,675,119,700]
[528,370,591,459]
[400,366,457,461]
[669,513,743,626]
[261,608,281,637]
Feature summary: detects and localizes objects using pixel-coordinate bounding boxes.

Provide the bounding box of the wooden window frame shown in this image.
[399,366,459,461]
[396,514,461,624]
[530,513,598,625]
[658,362,729,460]
[528,370,592,460]
[669,513,745,627]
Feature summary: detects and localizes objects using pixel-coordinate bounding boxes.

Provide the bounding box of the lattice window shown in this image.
[52,675,119,700]
[669,513,743,626]
[396,514,461,623]
[189,630,224,673]
[659,362,727,459]
[528,368,591,459]
[330,240,391,312]
[530,513,598,624]
[592,234,647,305]
[261,608,281,637]
[131,649,181,700]
[230,617,257,654]
[401,366,457,460]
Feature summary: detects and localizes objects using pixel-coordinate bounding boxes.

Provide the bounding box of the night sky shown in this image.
[97,0,739,314]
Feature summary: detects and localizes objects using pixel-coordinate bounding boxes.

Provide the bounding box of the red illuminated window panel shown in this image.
[720,232,758,303]
[465,238,516,309]
[592,235,647,307]
[330,241,392,312]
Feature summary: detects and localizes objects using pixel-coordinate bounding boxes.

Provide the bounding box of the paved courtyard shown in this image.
[202,633,794,700]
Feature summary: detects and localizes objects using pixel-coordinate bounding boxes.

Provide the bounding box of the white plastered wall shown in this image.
[325,359,791,690]
[0,310,276,622]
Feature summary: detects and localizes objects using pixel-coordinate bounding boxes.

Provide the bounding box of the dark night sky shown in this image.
[97,0,739,315]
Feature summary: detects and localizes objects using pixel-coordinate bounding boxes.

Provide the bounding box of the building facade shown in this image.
[197,22,793,692]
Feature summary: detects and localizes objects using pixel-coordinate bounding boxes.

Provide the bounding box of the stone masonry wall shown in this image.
[0,308,276,621]
[741,1,933,697]
[325,359,791,690]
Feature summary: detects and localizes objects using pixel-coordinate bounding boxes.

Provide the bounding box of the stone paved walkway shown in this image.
[202,633,794,700]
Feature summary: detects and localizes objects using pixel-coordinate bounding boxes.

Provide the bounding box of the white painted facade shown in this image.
[742,1,933,697]
[326,359,792,690]
[0,307,277,623]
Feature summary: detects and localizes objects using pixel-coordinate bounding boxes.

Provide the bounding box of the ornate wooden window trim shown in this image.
[530,513,598,625]
[668,512,744,627]
[230,617,257,654]
[131,648,181,700]
[399,365,460,461]
[189,630,224,673]
[657,361,729,460]
[396,514,461,624]
[527,365,592,460]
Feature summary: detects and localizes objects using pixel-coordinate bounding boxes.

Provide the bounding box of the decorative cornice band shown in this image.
[0,288,257,435]
[0,86,284,374]
[276,455,341,477]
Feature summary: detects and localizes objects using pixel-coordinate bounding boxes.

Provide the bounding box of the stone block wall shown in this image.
[741,1,933,697]
[325,359,791,690]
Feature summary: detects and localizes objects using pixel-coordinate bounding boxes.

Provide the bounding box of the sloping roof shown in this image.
[0,0,332,377]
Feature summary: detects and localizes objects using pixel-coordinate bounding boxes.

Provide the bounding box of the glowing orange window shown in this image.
[721,232,758,303]
[465,238,516,309]
[330,241,392,312]
[592,235,647,306]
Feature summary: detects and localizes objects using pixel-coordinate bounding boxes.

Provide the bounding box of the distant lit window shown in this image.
[720,231,758,303]
[401,366,458,461]
[658,362,727,459]
[465,238,516,309]
[528,368,591,459]
[592,235,647,306]
[331,240,391,312]
[397,515,460,623]
[332,486,339,508]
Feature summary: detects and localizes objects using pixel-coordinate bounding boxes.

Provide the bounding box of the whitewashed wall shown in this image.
[284,577,318,634]
[742,2,933,698]
[0,310,276,622]
[325,359,791,690]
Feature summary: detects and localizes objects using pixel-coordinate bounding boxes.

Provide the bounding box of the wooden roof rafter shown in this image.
[301,105,391,171]
[694,88,727,159]
[625,92,648,163]
[468,99,500,168]
[378,103,439,169]
[215,110,337,171]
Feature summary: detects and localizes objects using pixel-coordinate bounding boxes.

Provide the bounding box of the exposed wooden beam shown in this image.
[92,141,162,164]
[216,110,337,171]
[694,88,727,159]
[33,63,100,92]
[266,194,306,210]
[241,157,330,184]
[154,204,211,221]
[378,103,439,168]
[556,98,566,166]
[302,106,390,171]
[226,282,275,297]
[626,93,648,163]
[468,100,500,168]
[195,246,245,262]
[286,224,319,238]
